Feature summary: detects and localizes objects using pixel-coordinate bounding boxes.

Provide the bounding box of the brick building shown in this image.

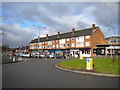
[95,36,120,56]
[29,24,109,57]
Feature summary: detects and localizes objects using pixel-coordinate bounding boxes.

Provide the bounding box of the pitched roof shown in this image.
[30,27,98,43]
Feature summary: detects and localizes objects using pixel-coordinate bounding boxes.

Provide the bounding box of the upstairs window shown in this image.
[71,37,74,41]
[85,42,90,46]
[66,38,69,41]
[86,35,90,39]
[71,43,74,47]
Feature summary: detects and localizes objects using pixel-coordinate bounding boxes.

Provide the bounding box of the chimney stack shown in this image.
[72,28,75,35]
[46,34,48,39]
[92,24,95,31]
[57,32,60,38]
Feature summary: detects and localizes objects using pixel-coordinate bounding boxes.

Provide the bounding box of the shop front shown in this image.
[80,48,91,57]
[43,50,49,54]
[55,50,63,55]
[95,44,120,55]
[70,49,79,57]
[63,49,70,56]
[49,50,55,54]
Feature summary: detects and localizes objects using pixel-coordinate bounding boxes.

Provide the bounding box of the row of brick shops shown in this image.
[29,48,91,57]
[29,45,120,58]
[29,24,120,58]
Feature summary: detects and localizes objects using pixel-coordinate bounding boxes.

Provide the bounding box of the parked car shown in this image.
[45,54,56,58]
[19,53,30,57]
[40,54,46,58]
[49,54,56,58]
[55,54,65,59]
[32,53,40,58]
[23,54,30,57]
[45,54,50,58]
[19,53,24,57]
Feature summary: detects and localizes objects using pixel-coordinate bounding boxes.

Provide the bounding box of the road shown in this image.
[2,56,119,88]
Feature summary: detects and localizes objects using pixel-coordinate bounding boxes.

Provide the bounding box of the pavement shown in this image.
[2,56,119,88]
[55,64,120,78]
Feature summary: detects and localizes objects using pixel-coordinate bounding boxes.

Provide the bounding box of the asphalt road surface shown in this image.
[2,56,119,88]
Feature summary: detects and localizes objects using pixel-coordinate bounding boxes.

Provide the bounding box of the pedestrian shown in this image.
[29,53,31,58]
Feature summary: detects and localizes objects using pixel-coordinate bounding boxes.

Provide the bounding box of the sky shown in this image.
[1,1,119,48]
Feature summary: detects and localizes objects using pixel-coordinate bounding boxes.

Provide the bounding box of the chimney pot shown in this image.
[72,28,75,35]
[46,34,48,39]
[57,32,60,38]
[92,24,95,31]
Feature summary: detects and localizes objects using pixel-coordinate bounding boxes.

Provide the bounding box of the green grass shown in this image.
[57,58,119,74]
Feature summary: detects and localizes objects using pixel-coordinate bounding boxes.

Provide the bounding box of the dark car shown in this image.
[55,54,65,59]
[45,54,50,58]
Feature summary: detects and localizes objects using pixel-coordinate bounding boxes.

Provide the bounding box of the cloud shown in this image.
[2,2,118,47]
[2,23,36,47]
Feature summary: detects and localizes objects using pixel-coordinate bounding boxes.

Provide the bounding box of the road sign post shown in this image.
[86,58,93,70]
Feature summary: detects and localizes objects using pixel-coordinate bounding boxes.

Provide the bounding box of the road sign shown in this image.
[86,58,93,70]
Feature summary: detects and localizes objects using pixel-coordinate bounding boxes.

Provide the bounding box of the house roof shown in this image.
[30,26,99,43]
[105,36,120,40]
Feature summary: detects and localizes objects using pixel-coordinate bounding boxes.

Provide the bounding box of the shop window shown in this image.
[82,49,90,54]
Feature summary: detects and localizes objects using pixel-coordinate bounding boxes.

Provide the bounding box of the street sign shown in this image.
[86,58,93,70]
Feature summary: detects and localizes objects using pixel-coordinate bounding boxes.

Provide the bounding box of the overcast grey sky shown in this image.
[1,2,119,47]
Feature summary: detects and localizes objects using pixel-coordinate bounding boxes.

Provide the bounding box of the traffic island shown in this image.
[55,58,120,77]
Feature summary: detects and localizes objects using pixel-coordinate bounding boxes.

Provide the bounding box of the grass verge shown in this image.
[57,58,119,74]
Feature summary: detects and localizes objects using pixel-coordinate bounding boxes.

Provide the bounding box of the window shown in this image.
[114,40,116,43]
[79,36,84,42]
[80,42,84,47]
[86,35,90,39]
[53,45,55,48]
[71,43,74,47]
[56,40,59,42]
[71,37,74,40]
[66,43,70,47]
[60,44,64,48]
[60,39,65,44]
[86,42,90,46]
[48,45,52,48]
[56,44,59,48]
[66,38,69,41]
[76,42,80,47]
[48,41,52,45]
[79,36,84,39]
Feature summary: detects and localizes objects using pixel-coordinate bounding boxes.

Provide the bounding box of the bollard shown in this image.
[86,58,93,70]
[10,56,12,59]
[13,57,15,62]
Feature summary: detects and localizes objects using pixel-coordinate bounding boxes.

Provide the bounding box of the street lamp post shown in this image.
[33,25,46,58]
[108,22,113,58]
